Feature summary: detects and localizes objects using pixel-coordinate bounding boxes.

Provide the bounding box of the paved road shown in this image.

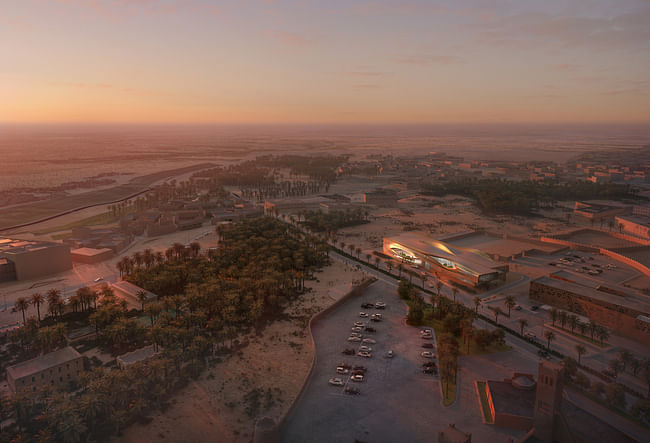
[279,281,524,443]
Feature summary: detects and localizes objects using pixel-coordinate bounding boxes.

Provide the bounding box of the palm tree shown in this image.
[587,320,598,341]
[597,326,609,346]
[568,314,578,333]
[518,318,529,336]
[493,307,502,325]
[14,297,29,325]
[30,292,44,322]
[504,295,516,316]
[549,308,558,326]
[46,289,62,321]
[575,344,586,365]
[559,310,568,329]
[473,296,481,313]
[136,290,148,311]
[544,330,555,351]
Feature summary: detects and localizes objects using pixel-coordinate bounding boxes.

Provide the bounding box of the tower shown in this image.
[533,361,564,442]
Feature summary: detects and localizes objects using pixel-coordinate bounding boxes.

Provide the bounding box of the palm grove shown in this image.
[1,217,329,442]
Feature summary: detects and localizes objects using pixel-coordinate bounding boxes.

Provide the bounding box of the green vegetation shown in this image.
[299,207,369,233]
[33,211,120,235]
[476,381,494,423]
[423,179,636,214]
[1,217,328,442]
[548,308,610,347]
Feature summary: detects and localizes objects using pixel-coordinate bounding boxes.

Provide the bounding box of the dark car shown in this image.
[370,317,381,322]
[423,361,436,368]
[421,343,434,348]
[344,386,360,395]
[531,305,539,311]
[423,367,437,375]
[361,303,374,309]
[342,348,355,355]
[351,370,365,376]
[365,327,376,333]
[338,362,352,369]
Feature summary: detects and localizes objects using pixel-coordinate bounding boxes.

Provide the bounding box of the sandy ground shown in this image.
[118,260,365,443]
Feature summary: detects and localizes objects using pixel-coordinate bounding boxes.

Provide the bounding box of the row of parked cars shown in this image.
[330,301,390,395]
[419,329,438,375]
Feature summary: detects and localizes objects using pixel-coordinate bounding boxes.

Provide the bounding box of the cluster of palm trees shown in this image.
[548,308,610,345]
[13,288,96,326]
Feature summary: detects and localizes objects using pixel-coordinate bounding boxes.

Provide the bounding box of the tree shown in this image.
[587,320,598,341]
[504,295,516,316]
[549,308,558,326]
[575,344,586,365]
[136,290,148,311]
[617,349,632,373]
[14,297,29,325]
[604,383,626,409]
[518,318,529,336]
[562,357,578,379]
[493,307,502,324]
[31,292,44,323]
[568,314,578,333]
[544,330,555,351]
[559,310,568,329]
[608,358,622,378]
[46,289,63,321]
[597,326,609,346]
[473,296,481,313]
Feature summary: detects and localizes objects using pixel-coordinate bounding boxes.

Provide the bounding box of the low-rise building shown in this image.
[0,237,72,282]
[116,344,159,370]
[615,215,650,240]
[70,247,114,264]
[6,347,84,393]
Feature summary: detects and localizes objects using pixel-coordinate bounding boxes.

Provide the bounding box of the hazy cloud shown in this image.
[395,55,464,66]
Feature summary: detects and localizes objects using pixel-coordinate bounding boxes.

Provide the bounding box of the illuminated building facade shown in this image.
[383,233,508,288]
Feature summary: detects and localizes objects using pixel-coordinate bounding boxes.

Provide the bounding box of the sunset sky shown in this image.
[2,0,649,124]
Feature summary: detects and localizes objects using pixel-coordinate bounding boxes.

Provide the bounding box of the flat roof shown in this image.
[532,276,650,314]
[70,247,113,257]
[487,380,535,417]
[117,345,157,365]
[0,237,65,255]
[617,214,650,227]
[7,347,82,379]
[385,232,501,276]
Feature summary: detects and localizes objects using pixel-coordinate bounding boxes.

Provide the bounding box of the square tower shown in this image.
[533,361,564,442]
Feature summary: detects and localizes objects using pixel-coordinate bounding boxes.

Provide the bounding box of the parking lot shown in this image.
[279,281,521,443]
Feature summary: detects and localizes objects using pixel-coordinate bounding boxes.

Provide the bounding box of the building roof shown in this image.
[0,237,65,255]
[117,344,158,366]
[487,380,536,418]
[112,281,157,301]
[385,232,500,276]
[616,214,650,227]
[7,347,82,379]
[70,247,113,257]
[533,275,650,315]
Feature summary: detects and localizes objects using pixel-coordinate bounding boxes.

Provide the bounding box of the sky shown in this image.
[1,0,649,124]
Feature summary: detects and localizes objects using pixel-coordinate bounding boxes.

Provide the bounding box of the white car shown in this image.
[329,377,344,386]
[348,336,362,342]
[353,321,365,327]
[419,329,431,335]
[386,350,394,358]
[350,332,363,338]
[350,374,364,382]
[375,302,386,309]
[421,351,435,358]
[336,367,349,374]
[359,312,369,318]
[351,327,363,332]
[359,346,372,352]
[373,313,382,319]
[361,338,376,344]
[357,351,372,358]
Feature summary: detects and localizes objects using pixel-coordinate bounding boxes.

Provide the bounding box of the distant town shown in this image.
[1,148,649,442]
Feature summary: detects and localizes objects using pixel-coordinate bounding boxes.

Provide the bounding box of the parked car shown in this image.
[361,303,374,309]
[342,348,355,355]
[354,321,365,327]
[421,343,434,348]
[422,361,436,368]
[420,334,432,340]
[423,367,437,375]
[329,377,344,386]
[358,351,372,358]
[350,332,363,338]
[375,302,386,309]
[359,312,369,318]
[421,351,435,358]
[531,305,539,311]
[348,336,362,342]
[365,327,377,333]
[370,316,381,322]
[336,367,349,374]
[359,345,372,352]
[386,350,394,358]
[362,338,376,344]
[524,332,536,339]
[344,386,360,395]
[419,329,431,335]
[351,327,363,332]
[338,362,352,369]
[515,305,522,311]
[352,365,367,372]
[350,374,364,382]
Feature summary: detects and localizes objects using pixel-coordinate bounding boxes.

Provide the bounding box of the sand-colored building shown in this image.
[70,247,114,264]
[6,347,84,393]
[0,237,72,282]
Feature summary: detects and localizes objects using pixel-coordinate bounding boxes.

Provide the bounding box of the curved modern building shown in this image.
[383,232,508,288]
